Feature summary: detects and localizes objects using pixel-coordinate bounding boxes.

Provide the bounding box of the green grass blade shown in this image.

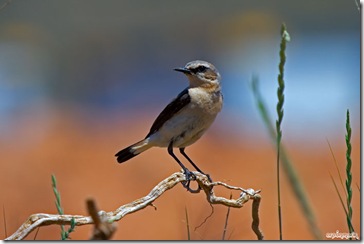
[51,174,64,215]
[251,77,322,240]
[51,174,75,240]
[275,23,289,240]
[328,170,355,234]
[345,110,354,236]
[251,76,275,138]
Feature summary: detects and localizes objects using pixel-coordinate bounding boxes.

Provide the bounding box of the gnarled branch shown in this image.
[5,171,263,240]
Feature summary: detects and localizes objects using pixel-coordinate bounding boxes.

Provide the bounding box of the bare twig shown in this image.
[252,194,264,240]
[194,204,214,232]
[5,171,262,240]
[87,198,116,240]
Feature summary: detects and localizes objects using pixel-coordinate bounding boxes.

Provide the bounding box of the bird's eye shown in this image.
[191,66,207,73]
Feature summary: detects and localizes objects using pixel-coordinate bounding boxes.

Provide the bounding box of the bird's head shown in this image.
[174,60,221,89]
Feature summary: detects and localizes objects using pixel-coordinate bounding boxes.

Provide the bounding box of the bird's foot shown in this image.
[181,169,200,193]
[205,173,213,183]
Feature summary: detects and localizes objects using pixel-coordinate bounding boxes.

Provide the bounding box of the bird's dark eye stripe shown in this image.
[191,66,208,73]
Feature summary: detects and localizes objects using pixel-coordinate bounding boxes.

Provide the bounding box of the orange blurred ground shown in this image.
[0,108,360,240]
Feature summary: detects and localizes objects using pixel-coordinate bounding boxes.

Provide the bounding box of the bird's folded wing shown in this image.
[146,88,191,138]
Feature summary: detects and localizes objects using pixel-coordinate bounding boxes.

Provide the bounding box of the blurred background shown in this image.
[0,0,360,240]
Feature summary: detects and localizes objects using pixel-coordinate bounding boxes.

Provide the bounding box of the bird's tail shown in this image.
[115,138,152,163]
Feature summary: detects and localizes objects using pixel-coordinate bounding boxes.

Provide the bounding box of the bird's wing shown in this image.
[146,87,191,138]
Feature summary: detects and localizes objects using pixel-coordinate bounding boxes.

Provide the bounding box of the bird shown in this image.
[115,60,223,192]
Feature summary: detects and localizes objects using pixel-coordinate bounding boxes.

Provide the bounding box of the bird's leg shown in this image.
[179,147,213,183]
[168,142,199,193]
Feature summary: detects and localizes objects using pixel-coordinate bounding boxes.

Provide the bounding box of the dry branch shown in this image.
[87,198,116,240]
[5,171,263,240]
[252,194,264,240]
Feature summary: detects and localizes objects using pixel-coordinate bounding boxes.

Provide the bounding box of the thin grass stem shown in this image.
[33,227,40,240]
[222,193,232,240]
[275,22,290,240]
[251,34,323,239]
[184,206,190,240]
[345,110,354,236]
[3,205,7,238]
[329,171,349,217]
[251,77,321,239]
[326,139,348,198]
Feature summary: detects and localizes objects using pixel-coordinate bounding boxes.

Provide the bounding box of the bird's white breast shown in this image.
[149,87,222,148]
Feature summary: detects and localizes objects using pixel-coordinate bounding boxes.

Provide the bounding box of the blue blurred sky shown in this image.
[0,0,360,144]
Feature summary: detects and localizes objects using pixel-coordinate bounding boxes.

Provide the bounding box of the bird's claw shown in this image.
[181,169,200,193]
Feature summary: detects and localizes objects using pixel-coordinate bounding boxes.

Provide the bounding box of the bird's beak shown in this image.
[174,67,191,74]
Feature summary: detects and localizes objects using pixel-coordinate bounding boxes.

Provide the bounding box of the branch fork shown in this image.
[6,171,263,240]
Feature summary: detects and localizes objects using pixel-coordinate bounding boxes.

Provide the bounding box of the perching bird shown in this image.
[115,60,223,192]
